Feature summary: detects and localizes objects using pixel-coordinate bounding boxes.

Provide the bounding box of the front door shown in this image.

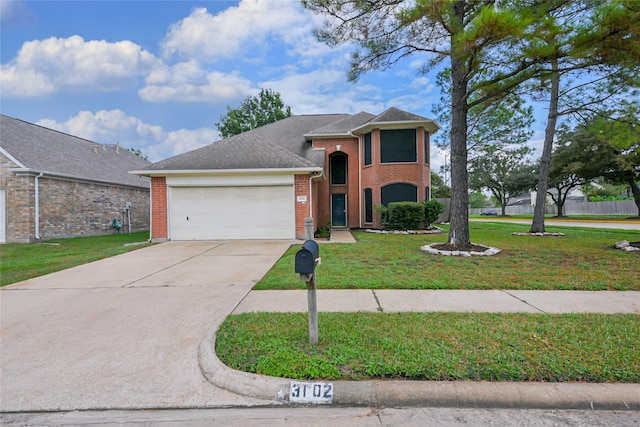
[331,193,346,227]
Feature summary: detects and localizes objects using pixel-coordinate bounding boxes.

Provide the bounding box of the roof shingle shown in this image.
[0,115,150,188]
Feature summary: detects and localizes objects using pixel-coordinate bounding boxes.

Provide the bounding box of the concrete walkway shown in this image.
[234,289,640,314]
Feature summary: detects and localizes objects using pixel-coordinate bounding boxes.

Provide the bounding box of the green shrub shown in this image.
[387,202,424,230]
[424,199,446,227]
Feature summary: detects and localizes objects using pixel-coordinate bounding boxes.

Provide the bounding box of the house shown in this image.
[132,107,439,241]
[0,115,151,243]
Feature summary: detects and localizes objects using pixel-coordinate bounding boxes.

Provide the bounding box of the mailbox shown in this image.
[295,240,319,275]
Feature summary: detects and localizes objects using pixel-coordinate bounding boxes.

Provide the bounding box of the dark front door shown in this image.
[331,193,346,227]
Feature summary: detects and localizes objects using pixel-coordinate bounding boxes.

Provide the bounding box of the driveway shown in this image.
[0,240,292,411]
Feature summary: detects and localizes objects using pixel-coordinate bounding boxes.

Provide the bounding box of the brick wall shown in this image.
[39,178,149,240]
[311,128,432,229]
[2,172,149,243]
[150,176,168,241]
[294,174,311,239]
[311,137,360,229]
[362,127,432,228]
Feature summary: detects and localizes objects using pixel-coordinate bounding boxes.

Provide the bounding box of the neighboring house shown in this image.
[133,107,439,241]
[0,115,151,243]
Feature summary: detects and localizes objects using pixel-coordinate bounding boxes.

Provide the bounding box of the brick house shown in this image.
[0,115,151,243]
[132,107,439,241]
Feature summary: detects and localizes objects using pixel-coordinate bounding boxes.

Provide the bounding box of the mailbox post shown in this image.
[295,240,320,345]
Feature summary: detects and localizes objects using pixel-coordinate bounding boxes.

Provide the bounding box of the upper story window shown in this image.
[364,132,372,166]
[380,129,416,163]
[330,153,347,185]
[424,130,430,164]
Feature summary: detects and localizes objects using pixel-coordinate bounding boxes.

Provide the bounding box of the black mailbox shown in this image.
[295,240,320,274]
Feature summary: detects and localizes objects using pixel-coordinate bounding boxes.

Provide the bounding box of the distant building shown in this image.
[1,115,150,243]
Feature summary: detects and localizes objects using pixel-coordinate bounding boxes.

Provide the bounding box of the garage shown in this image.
[169,184,295,240]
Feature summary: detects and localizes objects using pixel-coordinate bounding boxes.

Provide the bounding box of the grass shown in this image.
[0,232,151,286]
[216,312,640,382]
[256,222,640,291]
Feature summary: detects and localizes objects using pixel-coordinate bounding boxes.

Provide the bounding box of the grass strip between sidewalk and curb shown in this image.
[216,312,640,383]
[1,232,152,287]
[256,223,640,291]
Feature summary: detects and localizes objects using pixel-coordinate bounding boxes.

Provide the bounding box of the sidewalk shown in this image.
[234,289,640,314]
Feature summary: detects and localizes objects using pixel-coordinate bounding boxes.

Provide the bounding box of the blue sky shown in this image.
[1,0,546,170]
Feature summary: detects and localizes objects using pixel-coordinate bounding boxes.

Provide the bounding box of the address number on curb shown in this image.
[289,381,333,403]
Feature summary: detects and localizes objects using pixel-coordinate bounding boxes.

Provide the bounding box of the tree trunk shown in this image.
[448,2,471,246]
[629,176,640,217]
[531,59,560,233]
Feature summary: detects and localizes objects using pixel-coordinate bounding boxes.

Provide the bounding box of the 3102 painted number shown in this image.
[289,381,333,403]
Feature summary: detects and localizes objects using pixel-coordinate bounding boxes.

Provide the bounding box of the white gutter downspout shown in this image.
[309,171,324,228]
[35,172,44,240]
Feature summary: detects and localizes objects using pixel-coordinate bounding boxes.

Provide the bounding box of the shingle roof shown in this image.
[0,114,150,188]
[140,108,439,173]
[143,114,348,172]
[305,111,376,137]
[370,107,429,123]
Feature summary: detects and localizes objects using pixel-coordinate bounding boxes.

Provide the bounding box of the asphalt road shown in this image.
[3,406,639,426]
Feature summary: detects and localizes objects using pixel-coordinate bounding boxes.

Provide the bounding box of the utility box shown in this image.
[295,240,319,275]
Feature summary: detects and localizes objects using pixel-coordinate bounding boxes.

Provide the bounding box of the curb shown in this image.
[198,327,640,410]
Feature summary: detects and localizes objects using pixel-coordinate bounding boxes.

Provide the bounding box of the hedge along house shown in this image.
[0,115,151,243]
[132,107,439,242]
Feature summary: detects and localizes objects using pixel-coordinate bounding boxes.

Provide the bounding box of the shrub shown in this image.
[424,200,446,227]
[387,202,424,230]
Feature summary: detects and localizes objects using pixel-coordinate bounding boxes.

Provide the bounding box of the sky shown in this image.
[0,0,546,171]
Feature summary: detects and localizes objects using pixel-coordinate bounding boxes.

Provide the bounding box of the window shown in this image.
[330,154,347,185]
[425,186,430,201]
[364,133,372,165]
[380,129,416,163]
[364,188,373,223]
[424,131,430,164]
[381,183,417,206]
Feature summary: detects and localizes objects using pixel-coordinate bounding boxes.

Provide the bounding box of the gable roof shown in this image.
[351,107,440,135]
[137,107,439,174]
[304,111,376,138]
[0,114,150,189]
[141,114,348,173]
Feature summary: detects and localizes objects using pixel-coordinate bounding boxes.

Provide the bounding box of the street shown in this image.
[3,406,639,426]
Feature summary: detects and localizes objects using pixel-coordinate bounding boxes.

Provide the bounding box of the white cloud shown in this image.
[161,1,326,62]
[261,70,385,115]
[1,36,159,97]
[36,110,216,162]
[0,0,33,28]
[139,60,255,103]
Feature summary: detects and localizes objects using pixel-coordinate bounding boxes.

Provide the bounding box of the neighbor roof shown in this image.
[0,115,150,188]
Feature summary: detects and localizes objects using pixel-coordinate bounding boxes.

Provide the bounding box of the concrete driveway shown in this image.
[0,240,292,412]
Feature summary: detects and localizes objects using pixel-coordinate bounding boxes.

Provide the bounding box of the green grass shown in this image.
[256,223,640,291]
[0,232,151,286]
[216,312,640,382]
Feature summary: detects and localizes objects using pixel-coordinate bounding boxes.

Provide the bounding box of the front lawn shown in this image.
[216,312,640,382]
[0,232,151,287]
[257,223,640,291]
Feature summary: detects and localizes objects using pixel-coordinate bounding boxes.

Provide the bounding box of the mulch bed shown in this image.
[430,243,491,252]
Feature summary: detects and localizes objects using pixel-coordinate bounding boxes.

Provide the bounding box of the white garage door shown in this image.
[170,186,295,240]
